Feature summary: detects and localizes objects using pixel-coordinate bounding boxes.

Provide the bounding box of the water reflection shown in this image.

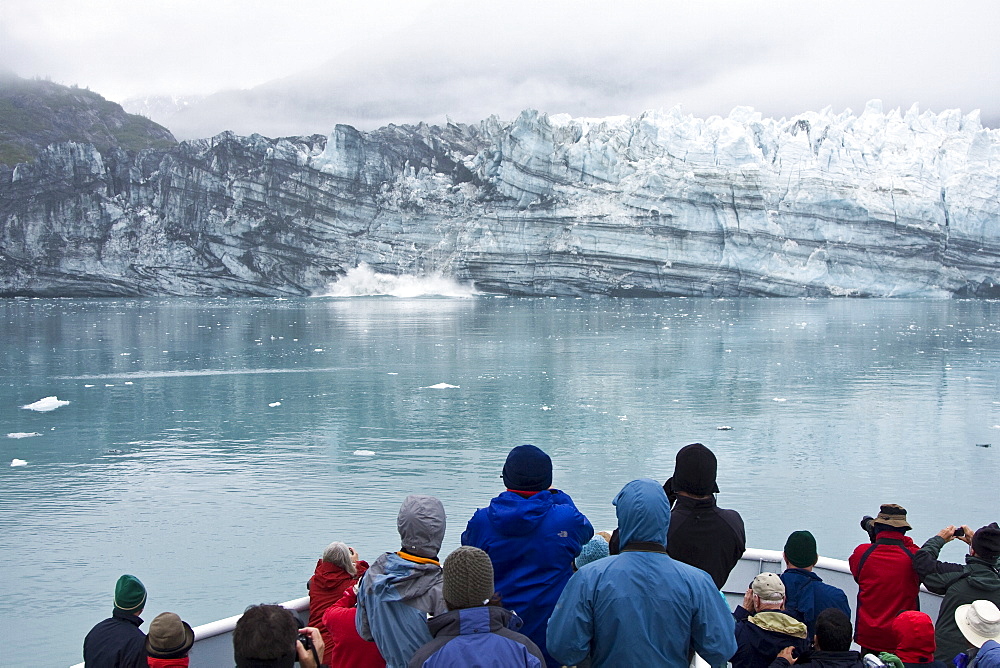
[1,297,999,665]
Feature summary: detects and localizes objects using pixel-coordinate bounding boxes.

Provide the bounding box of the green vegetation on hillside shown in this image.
[0,74,178,167]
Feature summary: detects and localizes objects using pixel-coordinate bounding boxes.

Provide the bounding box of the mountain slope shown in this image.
[0,73,177,168]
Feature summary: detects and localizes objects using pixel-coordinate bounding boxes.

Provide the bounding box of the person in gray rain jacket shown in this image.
[356,494,448,668]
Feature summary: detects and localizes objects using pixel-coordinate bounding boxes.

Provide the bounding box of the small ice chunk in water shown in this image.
[84,384,95,388]
[353,450,376,456]
[21,396,70,412]
[423,383,460,389]
[313,348,324,352]
[773,397,787,402]
[541,405,552,411]
[268,401,282,407]
[10,459,27,467]
[7,432,41,439]
[717,426,733,431]
[124,381,134,385]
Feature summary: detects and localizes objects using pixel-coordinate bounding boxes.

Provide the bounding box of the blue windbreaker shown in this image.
[461,489,593,668]
[780,567,851,637]
[408,605,545,667]
[546,478,737,668]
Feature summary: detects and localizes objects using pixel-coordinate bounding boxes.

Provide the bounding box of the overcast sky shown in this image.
[2,0,999,137]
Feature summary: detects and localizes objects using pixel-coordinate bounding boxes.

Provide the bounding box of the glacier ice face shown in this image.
[1,103,999,298]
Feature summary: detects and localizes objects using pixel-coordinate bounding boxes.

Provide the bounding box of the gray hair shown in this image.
[321,541,356,576]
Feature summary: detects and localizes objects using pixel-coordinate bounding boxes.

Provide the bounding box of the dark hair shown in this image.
[815,608,853,652]
[233,604,298,661]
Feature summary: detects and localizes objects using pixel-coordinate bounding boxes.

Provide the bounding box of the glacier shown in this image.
[1,101,999,298]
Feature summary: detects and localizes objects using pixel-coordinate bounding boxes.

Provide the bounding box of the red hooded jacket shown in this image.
[893,610,936,664]
[849,530,921,652]
[322,587,385,668]
[307,559,368,665]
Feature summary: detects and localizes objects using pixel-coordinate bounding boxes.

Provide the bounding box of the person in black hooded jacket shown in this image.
[609,442,745,589]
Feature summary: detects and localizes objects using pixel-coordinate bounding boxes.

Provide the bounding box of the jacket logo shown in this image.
[558,531,568,537]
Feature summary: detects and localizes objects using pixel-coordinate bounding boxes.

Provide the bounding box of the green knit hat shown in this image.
[784,530,818,568]
[113,574,147,613]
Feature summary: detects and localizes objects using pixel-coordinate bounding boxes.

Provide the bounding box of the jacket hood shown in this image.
[311,559,367,590]
[964,558,1000,591]
[892,611,935,663]
[750,611,808,639]
[614,478,670,548]
[427,605,520,638]
[743,612,809,658]
[976,640,1000,668]
[485,490,556,536]
[397,494,446,558]
[365,552,443,604]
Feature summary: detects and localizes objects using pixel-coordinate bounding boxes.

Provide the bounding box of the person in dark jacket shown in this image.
[546,478,737,668]
[145,612,195,668]
[913,523,1000,662]
[733,572,811,668]
[83,574,149,668]
[409,546,545,668]
[877,610,948,668]
[461,444,593,668]
[308,541,368,665]
[608,442,745,589]
[233,604,325,668]
[848,504,921,654]
[781,530,852,637]
[770,608,863,668]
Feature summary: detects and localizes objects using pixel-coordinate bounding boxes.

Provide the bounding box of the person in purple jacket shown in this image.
[461,444,594,668]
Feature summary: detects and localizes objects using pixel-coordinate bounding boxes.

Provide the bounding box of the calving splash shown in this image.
[318,264,478,298]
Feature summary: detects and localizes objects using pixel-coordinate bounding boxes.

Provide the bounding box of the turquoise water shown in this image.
[2,296,999,666]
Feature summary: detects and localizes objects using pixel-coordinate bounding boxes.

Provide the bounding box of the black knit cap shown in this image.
[443,546,495,610]
[667,443,720,496]
[502,444,552,492]
[973,522,1000,562]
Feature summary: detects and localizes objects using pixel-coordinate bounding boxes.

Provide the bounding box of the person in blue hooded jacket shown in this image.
[546,478,737,668]
[461,444,594,668]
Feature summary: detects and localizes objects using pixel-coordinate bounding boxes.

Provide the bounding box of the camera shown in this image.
[298,631,314,652]
[863,654,888,668]
[860,515,878,542]
[954,527,965,537]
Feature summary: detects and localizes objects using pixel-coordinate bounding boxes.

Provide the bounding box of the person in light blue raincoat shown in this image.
[546,478,737,668]
[357,494,449,668]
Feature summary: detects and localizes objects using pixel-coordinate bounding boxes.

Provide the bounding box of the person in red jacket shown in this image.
[145,612,195,668]
[307,541,369,666]
[849,504,920,654]
[322,585,386,668]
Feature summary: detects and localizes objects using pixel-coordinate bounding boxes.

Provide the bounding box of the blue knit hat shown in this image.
[502,444,552,492]
[575,535,610,569]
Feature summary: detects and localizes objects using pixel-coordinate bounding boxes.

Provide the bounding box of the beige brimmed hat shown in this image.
[955,600,1000,648]
[874,504,912,530]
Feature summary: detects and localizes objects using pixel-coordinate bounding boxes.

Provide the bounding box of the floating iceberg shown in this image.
[10,459,27,467]
[422,383,460,389]
[21,396,70,412]
[353,450,376,456]
[6,432,41,439]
